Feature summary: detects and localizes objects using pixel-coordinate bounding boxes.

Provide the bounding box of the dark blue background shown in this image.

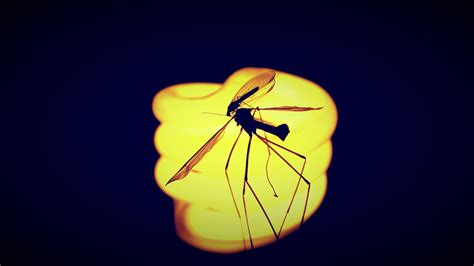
[3,2,472,266]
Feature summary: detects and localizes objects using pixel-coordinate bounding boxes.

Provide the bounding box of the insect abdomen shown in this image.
[254,121,289,141]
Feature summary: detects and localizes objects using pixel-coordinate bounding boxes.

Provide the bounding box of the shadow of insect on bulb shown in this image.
[166,71,323,250]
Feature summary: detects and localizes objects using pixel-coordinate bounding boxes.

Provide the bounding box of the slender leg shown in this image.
[224,128,246,249]
[258,136,307,236]
[242,133,280,246]
[256,107,278,197]
[254,133,310,237]
[242,134,254,249]
[245,180,279,240]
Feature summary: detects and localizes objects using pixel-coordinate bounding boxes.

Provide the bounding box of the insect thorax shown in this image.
[234,108,257,135]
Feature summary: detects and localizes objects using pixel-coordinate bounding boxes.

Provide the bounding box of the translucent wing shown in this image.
[166,117,234,185]
[259,106,323,111]
[230,71,276,107]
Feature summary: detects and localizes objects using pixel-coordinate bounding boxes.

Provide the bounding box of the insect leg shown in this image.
[257,135,307,236]
[242,134,254,249]
[242,132,279,242]
[224,127,247,250]
[245,179,279,240]
[254,133,310,237]
[256,107,278,197]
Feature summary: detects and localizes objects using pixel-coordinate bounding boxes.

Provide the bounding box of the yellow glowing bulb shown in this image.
[152,68,337,253]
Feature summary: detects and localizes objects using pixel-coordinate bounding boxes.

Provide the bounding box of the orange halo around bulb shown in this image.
[152,68,337,253]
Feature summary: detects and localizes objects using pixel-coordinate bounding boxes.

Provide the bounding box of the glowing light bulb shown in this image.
[152,68,337,253]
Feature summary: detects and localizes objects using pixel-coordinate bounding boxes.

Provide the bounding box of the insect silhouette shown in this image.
[166,71,323,250]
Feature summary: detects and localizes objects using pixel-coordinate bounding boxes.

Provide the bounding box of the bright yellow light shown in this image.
[152,68,337,253]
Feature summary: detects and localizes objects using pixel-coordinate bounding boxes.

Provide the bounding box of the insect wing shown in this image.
[230,71,276,106]
[166,118,234,185]
[259,106,323,111]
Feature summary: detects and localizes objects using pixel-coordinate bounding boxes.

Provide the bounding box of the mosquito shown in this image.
[165,71,323,250]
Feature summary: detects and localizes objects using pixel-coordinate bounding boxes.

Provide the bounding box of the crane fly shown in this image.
[166,71,323,250]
